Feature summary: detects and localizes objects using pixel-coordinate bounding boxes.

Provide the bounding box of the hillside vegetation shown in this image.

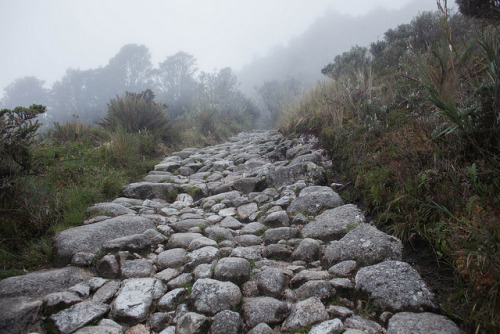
[279,4,499,333]
[0,88,254,280]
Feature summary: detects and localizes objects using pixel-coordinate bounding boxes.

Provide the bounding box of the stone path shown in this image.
[0,130,462,334]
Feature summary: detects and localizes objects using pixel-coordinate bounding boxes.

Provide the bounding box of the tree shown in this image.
[257,77,303,126]
[154,52,198,119]
[2,77,49,109]
[456,0,500,23]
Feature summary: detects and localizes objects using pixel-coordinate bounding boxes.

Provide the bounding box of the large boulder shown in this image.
[122,182,176,200]
[267,162,326,189]
[302,204,365,241]
[322,223,402,267]
[387,312,462,334]
[355,261,436,312]
[0,296,43,334]
[0,267,92,297]
[287,186,343,215]
[281,297,329,331]
[53,215,155,266]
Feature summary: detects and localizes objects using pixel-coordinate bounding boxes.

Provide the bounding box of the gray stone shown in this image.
[288,186,343,215]
[295,280,333,301]
[0,267,92,297]
[185,246,220,270]
[255,268,287,298]
[158,288,188,311]
[323,223,403,267]
[44,291,82,313]
[233,177,265,194]
[344,315,383,334]
[155,268,181,283]
[73,325,121,334]
[194,263,213,279]
[387,312,462,334]
[190,278,242,315]
[50,301,109,334]
[263,210,290,227]
[309,318,344,334]
[166,232,203,249]
[188,236,218,251]
[111,278,166,325]
[235,234,262,246]
[155,161,181,172]
[120,259,155,278]
[290,270,330,288]
[267,162,326,189]
[327,305,354,319]
[237,202,258,220]
[93,280,120,303]
[355,261,435,312]
[149,312,172,332]
[328,260,358,278]
[230,246,263,260]
[71,252,95,266]
[214,257,251,284]
[263,227,297,244]
[53,215,155,266]
[171,218,210,233]
[220,216,244,229]
[122,182,175,200]
[176,312,209,334]
[240,222,266,235]
[0,296,43,334]
[262,243,293,260]
[103,232,151,252]
[88,277,108,291]
[156,248,187,270]
[302,204,365,241]
[167,273,193,289]
[96,254,120,278]
[330,278,354,290]
[203,190,241,204]
[247,323,274,334]
[210,310,243,334]
[242,296,289,328]
[282,297,329,331]
[292,238,321,262]
[87,202,135,217]
[69,282,91,298]
[207,226,234,241]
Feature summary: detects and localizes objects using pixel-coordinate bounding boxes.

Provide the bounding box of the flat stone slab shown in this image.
[190,278,242,315]
[53,215,155,266]
[387,312,462,334]
[287,186,343,215]
[302,204,365,241]
[355,261,435,312]
[242,296,289,328]
[322,223,402,267]
[50,300,109,334]
[0,267,92,297]
[0,296,43,334]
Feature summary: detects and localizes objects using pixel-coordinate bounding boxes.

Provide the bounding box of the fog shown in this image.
[0,0,442,125]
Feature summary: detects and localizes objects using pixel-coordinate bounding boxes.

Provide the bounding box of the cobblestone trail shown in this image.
[0,130,462,334]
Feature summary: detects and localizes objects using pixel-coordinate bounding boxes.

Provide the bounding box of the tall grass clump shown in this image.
[278,4,499,332]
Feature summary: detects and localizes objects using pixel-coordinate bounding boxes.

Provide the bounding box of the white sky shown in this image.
[0,0,440,95]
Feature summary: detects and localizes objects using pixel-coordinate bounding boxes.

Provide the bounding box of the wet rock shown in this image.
[97,255,121,278]
[302,204,365,241]
[387,312,462,334]
[292,238,321,262]
[0,267,92,297]
[309,318,344,334]
[0,296,43,334]
[344,315,383,334]
[53,215,155,266]
[323,223,403,267]
[111,278,166,325]
[214,257,251,284]
[190,278,242,315]
[50,300,109,334]
[295,280,333,301]
[255,268,287,298]
[176,312,209,334]
[87,202,135,217]
[287,186,343,215]
[355,260,435,312]
[242,296,289,328]
[282,297,329,331]
[210,310,243,334]
[156,248,187,270]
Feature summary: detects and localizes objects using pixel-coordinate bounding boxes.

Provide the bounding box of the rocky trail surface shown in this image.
[0,130,462,334]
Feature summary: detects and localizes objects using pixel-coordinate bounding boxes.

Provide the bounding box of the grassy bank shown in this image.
[279,8,499,333]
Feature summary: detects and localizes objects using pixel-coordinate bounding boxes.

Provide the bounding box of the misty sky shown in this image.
[0,0,441,96]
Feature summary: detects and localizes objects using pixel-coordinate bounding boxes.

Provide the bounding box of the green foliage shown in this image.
[278,7,499,332]
[99,89,171,139]
[0,104,45,176]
